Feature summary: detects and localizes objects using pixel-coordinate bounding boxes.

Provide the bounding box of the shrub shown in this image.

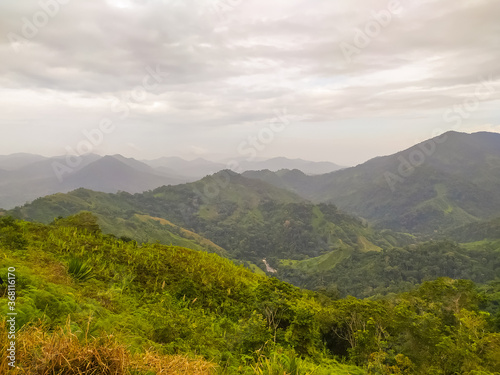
[68,257,94,282]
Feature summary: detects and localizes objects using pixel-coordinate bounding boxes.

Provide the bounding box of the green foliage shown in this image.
[1,216,499,374]
[0,216,27,249]
[444,216,500,242]
[279,240,500,298]
[68,256,94,282]
[53,211,102,234]
[242,132,500,235]
[9,181,407,267]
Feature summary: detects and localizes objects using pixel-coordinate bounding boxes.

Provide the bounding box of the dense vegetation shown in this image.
[243,131,500,234]
[279,240,500,298]
[442,217,500,243]
[8,173,411,267]
[1,214,500,374]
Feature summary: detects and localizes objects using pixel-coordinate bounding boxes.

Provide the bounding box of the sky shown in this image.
[0,0,499,166]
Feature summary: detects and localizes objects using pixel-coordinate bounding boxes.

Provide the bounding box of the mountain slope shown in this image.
[0,153,48,170]
[1,216,499,374]
[9,171,404,265]
[5,189,228,257]
[0,154,185,209]
[443,216,500,243]
[61,155,183,193]
[244,132,500,234]
[0,215,369,373]
[143,156,226,179]
[278,240,500,298]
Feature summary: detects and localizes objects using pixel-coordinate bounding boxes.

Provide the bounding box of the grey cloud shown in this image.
[0,0,499,162]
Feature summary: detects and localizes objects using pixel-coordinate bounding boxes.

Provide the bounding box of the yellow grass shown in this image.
[0,319,216,375]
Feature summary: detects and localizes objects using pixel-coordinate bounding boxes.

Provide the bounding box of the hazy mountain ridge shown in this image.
[0,154,341,209]
[243,131,500,234]
[235,157,344,175]
[0,153,48,170]
[7,171,404,267]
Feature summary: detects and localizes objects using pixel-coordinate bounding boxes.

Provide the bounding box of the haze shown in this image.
[1,0,499,166]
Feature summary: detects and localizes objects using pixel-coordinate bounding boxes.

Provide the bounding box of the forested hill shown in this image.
[243,131,500,234]
[8,171,408,265]
[1,215,500,374]
[442,216,500,243]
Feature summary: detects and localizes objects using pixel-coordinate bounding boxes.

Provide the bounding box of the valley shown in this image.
[1,131,500,374]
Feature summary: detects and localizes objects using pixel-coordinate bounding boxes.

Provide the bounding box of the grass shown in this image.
[251,348,366,375]
[0,319,216,374]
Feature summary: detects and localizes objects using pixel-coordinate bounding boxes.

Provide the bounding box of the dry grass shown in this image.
[0,319,216,375]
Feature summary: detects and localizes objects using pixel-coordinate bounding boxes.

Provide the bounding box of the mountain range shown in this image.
[2,131,500,298]
[243,131,500,235]
[3,131,499,240]
[0,154,342,209]
[7,171,407,267]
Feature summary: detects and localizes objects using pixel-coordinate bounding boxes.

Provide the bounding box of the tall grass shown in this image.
[0,319,216,374]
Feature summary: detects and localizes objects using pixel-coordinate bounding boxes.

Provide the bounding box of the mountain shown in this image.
[143,156,344,180]
[4,153,101,181]
[443,216,500,243]
[9,171,406,266]
[236,157,344,175]
[0,152,48,170]
[242,168,314,196]
[60,155,183,193]
[0,154,185,209]
[0,154,101,209]
[143,156,226,179]
[0,153,345,209]
[243,132,500,234]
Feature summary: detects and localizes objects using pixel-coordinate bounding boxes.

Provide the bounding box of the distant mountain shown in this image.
[243,132,500,234]
[61,155,183,193]
[7,153,101,181]
[242,169,314,196]
[143,156,226,179]
[0,152,345,209]
[143,156,344,179]
[9,171,406,266]
[236,157,344,175]
[0,154,101,209]
[0,153,48,170]
[0,154,184,209]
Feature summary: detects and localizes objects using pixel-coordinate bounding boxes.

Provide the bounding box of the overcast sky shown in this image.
[0,0,499,166]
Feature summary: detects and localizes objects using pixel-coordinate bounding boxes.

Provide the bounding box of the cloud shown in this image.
[0,0,499,163]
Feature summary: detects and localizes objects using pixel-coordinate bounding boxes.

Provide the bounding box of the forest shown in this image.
[1,213,500,374]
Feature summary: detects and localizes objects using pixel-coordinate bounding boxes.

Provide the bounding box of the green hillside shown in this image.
[1,214,500,374]
[244,132,500,235]
[8,172,407,267]
[278,240,500,298]
[443,216,500,243]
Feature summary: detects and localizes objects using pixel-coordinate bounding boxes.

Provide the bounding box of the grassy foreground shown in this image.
[1,213,499,374]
